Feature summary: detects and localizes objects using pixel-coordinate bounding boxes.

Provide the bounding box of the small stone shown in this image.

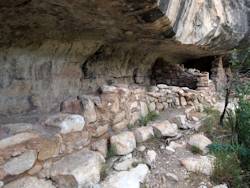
[213,184,228,188]
[110,132,136,155]
[156,103,164,111]
[171,115,188,129]
[133,126,154,143]
[166,172,179,182]
[180,155,215,175]
[101,85,119,93]
[157,84,168,89]
[152,121,178,138]
[137,145,146,152]
[188,134,212,154]
[191,116,199,122]
[165,146,175,153]
[145,150,157,165]
[3,176,55,188]
[101,164,149,188]
[45,113,85,134]
[148,102,156,112]
[3,150,37,176]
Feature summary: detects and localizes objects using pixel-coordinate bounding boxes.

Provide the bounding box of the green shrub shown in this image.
[212,151,242,188]
[106,144,117,158]
[138,111,159,127]
[201,107,221,139]
[190,145,203,155]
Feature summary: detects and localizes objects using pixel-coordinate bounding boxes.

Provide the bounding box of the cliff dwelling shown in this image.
[0,0,249,187]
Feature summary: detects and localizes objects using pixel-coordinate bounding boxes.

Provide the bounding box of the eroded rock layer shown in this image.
[0,0,249,117]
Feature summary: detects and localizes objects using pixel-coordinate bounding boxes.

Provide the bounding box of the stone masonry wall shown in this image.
[0,83,216,186]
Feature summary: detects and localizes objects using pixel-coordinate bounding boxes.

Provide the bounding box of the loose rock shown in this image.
[3,150,37,176]
[133,126,154,143]
[45,113,85,134]
[101,164,149,188]
[0,132,39,150]
[188,134,212,154]
[152,121,178,138]
[180,156,215,175]
[3,176,55,188]
[110,132,136,155]
[50,149,105,186]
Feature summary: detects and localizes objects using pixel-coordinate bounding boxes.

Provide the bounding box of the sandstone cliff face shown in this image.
[0,0,249,118]
[159,0,249,48]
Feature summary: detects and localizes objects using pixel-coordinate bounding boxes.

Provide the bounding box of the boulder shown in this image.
[45,113,85,134]
[3,150,37,176]
[50,149,105,186]
[180,156,215,176]
[188,134,212,154]
[3,176,55,188]
[152,121,178,138]
[38,138,60,161]
[133,126,154,143]
[171,115,189,129]
[0,132,39,150]
[110,132,136,155]
[101,164,149,188]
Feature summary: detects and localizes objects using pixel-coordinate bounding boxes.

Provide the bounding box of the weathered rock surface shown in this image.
[171,115,188,129]
[160,0,249,48]
[145,150,157,166]
[3,176,55,188]
[188,134,212,154]
[0,132,39,150]
[3,150,37,176]
[134,126,154,143]
[0,0,248,119]
[45,114,85,134]
[180,156,215,176]
[101,164,149,188]
[110,132,136,155]
[50,149,105,186]
[152,121,178,138]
